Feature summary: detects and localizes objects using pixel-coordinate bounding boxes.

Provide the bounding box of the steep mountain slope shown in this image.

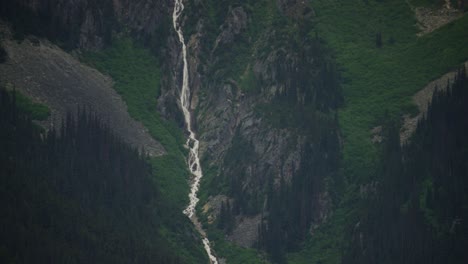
[288,1,468,263]
[343,66,468,264]
[175,0,468,263]
[1,0,467,263]
[0,1,208,263]
[176,1,343,262]
[0,28,164,156]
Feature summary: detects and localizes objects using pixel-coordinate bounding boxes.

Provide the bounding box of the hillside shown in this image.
[0,88,181,263]
[179,0,468,263]
[0,0,467,263]
[342,65,468,264]
[0,1,207,263]
[0,25,164,156]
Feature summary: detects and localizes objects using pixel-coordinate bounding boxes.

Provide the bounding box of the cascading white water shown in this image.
[172,1,218,263]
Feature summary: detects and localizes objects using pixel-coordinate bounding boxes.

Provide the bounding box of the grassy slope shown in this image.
[1,84,50,120]
[15,89,50,120]
[82,38,207,263]
[288,0,468,263]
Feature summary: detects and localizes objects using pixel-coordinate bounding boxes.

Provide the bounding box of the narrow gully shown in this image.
[172,1,218,263]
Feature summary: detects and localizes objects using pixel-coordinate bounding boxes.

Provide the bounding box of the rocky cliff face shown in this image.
[179,0,342,248]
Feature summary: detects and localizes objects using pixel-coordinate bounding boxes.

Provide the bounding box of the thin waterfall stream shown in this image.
[172,1,218,263]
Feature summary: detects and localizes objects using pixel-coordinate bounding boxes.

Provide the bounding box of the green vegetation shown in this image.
[2,0,466,263]
[195,0,468,262]
[342,69,468,263]
[196,1,343,262]
[289,0,468,262]
[1,84,50,121]
[82,37,207,263]
[238,67,259,93]
[13,90,50,120]
[312,0,468,182]
[287,204,353,264]
[418,177,438,230]
[82,37,187,179]
[207,228,267,264]
[197,141,269,264]
[0,89,182,263]
[82,38,184,154]
[200,0,283,91]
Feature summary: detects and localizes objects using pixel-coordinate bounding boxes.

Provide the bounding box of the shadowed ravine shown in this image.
[172,1,218,263]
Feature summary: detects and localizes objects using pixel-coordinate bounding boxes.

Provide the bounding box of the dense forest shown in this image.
[0,87,182,263]
[257,127,341,264]
[343,66,468,264]
[0,0,115,49]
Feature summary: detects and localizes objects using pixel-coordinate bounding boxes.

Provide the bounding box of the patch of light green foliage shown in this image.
[287,0,468,263]
[82,37,208,263]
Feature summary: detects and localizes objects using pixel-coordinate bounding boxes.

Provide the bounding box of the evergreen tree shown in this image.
[0,86,184,263]
[342,66,468,264]
[376,32,383,48]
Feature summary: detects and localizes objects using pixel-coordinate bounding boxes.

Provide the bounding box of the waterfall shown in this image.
[172,1,218,263]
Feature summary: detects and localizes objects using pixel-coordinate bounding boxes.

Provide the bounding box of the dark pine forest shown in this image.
[343,66,468,264]
[0,87,182,263]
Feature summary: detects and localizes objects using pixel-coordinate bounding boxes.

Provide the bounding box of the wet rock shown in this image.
[212,7,248,52]
[228,214,262,248]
